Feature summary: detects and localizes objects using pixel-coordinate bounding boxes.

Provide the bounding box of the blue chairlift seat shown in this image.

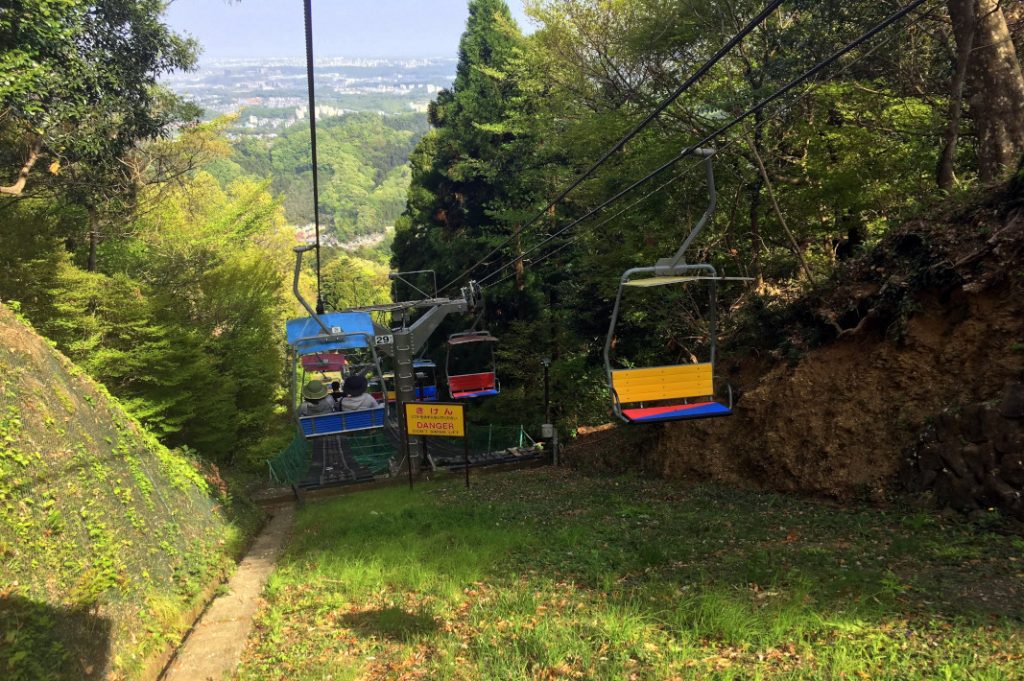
[299,407,387,437]
[413,359,439,402]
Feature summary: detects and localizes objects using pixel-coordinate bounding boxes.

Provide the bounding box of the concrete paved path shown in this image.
[162,504,294,681]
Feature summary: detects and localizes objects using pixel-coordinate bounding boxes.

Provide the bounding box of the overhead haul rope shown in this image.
[475,0,932,289]
[482,172,681,288]
[435,0,787,297]
[480,3,933,288]
[303,0,324,314]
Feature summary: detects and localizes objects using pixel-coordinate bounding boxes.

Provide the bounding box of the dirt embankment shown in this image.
[571,182,1024,500]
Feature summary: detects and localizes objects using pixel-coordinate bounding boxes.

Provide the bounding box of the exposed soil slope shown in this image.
[571,181,1024,500]
[655,184,1024,497]
[0,305,257,680]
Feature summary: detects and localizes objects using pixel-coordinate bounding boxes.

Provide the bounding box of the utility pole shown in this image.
[541,357,557,466]
[384,283,482,476]
[393,329,420,473]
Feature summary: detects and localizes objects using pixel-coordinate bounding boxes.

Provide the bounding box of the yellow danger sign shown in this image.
[405,402,465,438]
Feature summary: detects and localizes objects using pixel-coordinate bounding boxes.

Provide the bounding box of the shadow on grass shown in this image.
[339,606,439,642]
[286,476,1024,634]
[0,594,112,681]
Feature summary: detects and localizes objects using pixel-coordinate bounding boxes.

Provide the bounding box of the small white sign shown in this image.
[374,334,394,346]
[331,326,342,335]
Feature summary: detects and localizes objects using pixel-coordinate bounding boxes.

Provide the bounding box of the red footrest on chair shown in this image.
[621,402,732,423]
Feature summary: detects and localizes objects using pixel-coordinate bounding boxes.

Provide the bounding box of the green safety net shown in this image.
[429,424,534,457]
[267,433,312,485]
[268,424,531,484]
[343,430,398,475]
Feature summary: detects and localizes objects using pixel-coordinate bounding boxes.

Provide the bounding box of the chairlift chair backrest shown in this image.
[446,331,500,400]
[412,359,439,401]
[300,351,346,373]
[383,360,438,402]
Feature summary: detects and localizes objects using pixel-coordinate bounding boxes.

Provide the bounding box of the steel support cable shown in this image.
[303,0,324,312]
[480,8,925,289]
[475,0,931,289]
[434,0,787,297]
[480,170,682,288]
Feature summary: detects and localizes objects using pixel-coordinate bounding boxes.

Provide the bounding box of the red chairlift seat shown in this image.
[448,372,499,399]
[446,332,500,400]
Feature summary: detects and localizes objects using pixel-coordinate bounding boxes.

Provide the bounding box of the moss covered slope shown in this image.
[0,303,258,680]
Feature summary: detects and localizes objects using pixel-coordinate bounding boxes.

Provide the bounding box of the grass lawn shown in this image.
[237,469,1024,680]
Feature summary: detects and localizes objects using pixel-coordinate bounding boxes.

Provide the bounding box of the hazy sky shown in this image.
[164,0,536,60]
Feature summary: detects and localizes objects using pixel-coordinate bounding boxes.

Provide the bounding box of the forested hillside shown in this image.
[0,9,423,474]
[1,118,295,466]
[217,113,429,242]
[3,0,1022,481]
[394,0,1024,442]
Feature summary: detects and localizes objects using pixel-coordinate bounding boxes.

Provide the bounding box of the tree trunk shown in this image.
[513,223,525,292]
[0,143,41,196]
[937,12,974,190]
[947,0,1024,181]
[748,121,765,289]
[747,134,815,284]
[749,181,763,289]
[88,211,100,272]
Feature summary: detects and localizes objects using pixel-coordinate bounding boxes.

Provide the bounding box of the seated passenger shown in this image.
[340,374,380,411]
[298,380,336,416]
[329,380,344,403]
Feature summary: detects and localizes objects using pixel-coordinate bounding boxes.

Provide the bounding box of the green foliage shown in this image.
[0,201,77,316]
[0,1,285,467]
[3,149,293,464]
[230,113,428,241]
[114,172,291,463]
[0,0,199,198]
[785,83,944,243]
[319,251,392,311]
[396,0,533,277]
[41,264,215,440]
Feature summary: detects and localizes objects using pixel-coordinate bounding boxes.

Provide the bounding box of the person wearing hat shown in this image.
[299,380,337,416]
[340,373,380,412]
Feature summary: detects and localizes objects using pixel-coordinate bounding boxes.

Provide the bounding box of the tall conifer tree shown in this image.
[395,0,526,282]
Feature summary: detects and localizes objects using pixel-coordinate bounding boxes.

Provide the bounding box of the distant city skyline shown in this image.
[164,0,536,61]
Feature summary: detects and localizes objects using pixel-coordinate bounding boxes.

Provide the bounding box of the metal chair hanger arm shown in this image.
[659,150,717,273]
[292,246,331,336]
